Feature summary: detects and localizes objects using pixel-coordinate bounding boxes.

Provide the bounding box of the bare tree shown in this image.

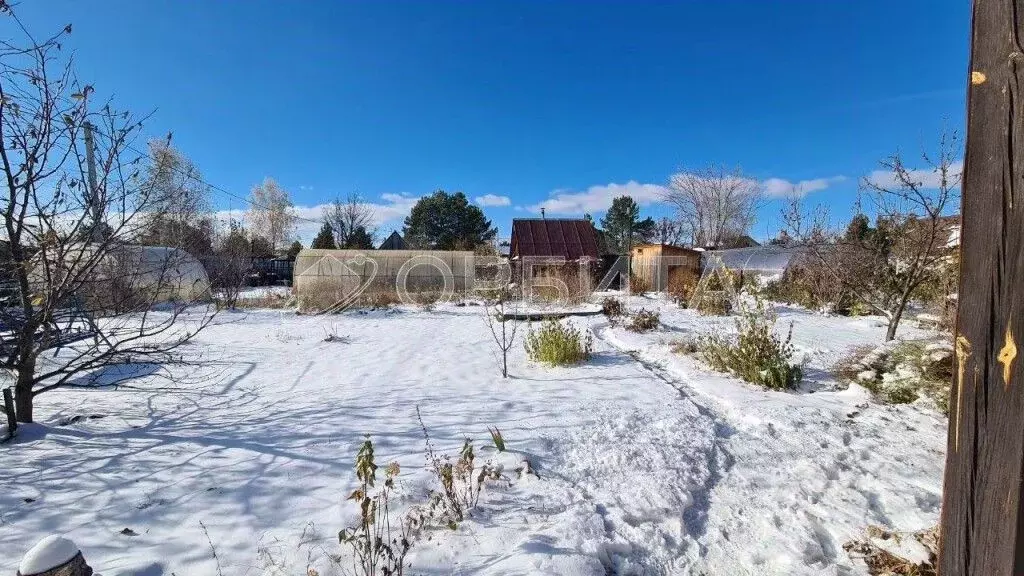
[324,192,376,248]
[657,216,684,245]
[0,13,216,423]
[481,289,520,378]
[135,138,214,257]
[664,165,762,248]
[786,129,962,341]
[206,220,251,310]
[247,177,295,252]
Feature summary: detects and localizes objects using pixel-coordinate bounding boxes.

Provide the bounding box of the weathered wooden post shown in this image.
[2,387,16,440]
[17,535,93,576]
[939,0,1024,573]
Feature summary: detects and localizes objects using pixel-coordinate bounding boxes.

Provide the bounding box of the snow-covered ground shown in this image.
[0,295,947,575]
[236,286,293,301]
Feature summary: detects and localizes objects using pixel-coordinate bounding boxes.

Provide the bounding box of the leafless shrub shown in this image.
[481,288,520,378]
[600,296,625,319]
[831,344,879,383]
[626,308,660,332]
[365,290,401,310]
[670,336,700,355]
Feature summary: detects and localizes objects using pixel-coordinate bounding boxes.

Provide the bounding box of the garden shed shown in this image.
[630,243,702,291]
[510,219,600,295]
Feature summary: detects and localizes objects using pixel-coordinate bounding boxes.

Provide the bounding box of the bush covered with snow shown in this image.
[837,340,952,413]
[524,319,592,366]
[698,300,803,390]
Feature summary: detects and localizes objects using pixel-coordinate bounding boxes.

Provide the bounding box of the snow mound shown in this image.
[19,535,79,574]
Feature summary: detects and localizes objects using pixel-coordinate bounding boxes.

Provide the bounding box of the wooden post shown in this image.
[3,387,16,440]
[939,0,1024,574]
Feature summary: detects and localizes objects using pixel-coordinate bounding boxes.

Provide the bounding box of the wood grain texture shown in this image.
[939,0,1024,574]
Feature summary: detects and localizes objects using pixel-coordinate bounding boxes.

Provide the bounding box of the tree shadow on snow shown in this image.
[65,362,163,389]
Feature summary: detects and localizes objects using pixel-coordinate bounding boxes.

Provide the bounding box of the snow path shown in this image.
[597,297,947,575]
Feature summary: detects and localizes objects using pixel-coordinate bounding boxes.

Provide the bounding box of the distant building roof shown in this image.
[379,231,405,250]
[510,219,600,260]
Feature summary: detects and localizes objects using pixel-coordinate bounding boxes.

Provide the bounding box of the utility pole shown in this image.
[82,120,101,237]
[939,1,1024,574]
[80,85,102,240]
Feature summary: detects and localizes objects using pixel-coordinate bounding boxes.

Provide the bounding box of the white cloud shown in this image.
[526,181,668,215]
[866,160,963,190]
[525,173,848,216]
[215,192,421,245]
[475,194,511,207]
[762,176,847,198]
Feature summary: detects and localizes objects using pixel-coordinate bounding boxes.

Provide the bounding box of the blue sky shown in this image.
[11,1,969,243]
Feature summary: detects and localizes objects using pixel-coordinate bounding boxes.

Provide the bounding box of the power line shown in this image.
[87,123,327,227]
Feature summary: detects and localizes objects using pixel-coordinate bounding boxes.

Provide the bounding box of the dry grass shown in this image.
[843,526,938,576]
[670,336,699,355]
[666,268,699,307]
[629,273,650,296]
[831,343,879,383]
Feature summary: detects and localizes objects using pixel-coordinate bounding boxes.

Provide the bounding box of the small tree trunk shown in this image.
[15,370,34,424]
[885,298,910,341]
[885,316,899,341]
[3,387,16,439]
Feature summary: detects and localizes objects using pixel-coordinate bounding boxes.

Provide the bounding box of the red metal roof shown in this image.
[510,219,600,260]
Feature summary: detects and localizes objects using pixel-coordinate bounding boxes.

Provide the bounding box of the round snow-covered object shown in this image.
[925,342,953,353]
[856,370,877,383]
[19,535,79,575]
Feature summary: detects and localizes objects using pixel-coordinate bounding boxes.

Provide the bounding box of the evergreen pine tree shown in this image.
[311,222,337,249]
